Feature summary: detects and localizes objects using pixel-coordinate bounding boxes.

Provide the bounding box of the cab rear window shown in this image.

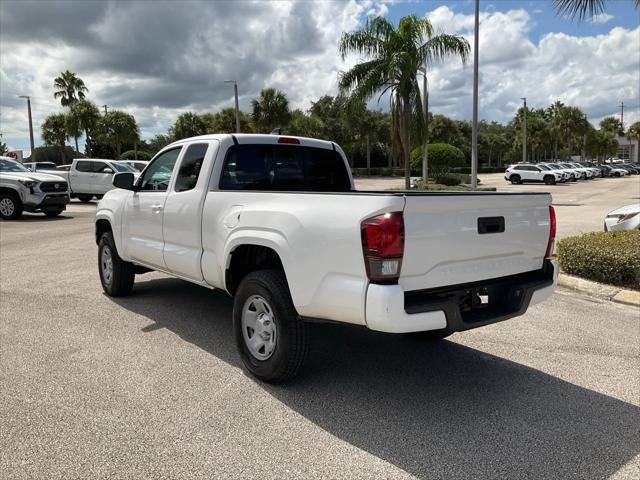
[219,144,351,192]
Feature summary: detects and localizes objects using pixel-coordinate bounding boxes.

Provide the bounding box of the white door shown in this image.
[70,160,93,194]
[163,142,215,281]
[91,160,116,194]
[123,147,182,268]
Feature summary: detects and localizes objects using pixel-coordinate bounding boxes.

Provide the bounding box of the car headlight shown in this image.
[618,212,639,224]
[18,179,38,188]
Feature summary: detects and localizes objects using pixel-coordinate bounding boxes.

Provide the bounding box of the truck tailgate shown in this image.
[400,193,552,291]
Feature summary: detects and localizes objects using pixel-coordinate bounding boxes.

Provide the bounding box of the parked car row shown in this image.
[504,161,639,185]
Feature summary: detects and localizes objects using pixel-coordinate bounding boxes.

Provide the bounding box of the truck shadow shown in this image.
[112,277,640,480]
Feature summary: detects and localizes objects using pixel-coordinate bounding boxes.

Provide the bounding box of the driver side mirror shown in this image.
[103,167,114,174]
[113,172,138,191]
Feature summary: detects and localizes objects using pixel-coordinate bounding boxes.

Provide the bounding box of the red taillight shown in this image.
[361,212,404,283]
[545,205,556,258]
[277,137,300,144]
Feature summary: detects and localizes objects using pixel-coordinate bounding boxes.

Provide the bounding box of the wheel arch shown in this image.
[225,241,290,297]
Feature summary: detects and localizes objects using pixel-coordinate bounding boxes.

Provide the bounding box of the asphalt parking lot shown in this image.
[1,193,639,479]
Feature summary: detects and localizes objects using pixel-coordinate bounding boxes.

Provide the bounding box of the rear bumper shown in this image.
[365,260,558,334]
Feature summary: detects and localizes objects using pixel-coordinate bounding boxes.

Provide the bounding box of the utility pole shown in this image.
[18,95,36,164]
[102,104,108,115]
[471,0,479,189]
[418,65,429,184]
[582,114,588,162]
[521,97,527,163]
[224,80,241,133]
[620,101,624,130]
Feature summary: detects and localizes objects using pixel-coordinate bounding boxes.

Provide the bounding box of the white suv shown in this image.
[505,164,563,185]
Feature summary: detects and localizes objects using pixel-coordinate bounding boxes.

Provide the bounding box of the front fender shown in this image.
[95,191,128,259]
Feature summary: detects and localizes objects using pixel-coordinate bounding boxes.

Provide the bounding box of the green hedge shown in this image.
[557,231,640,289]
[434,175,462,186]
[353,167,406,177]
[120,150,152,161]
[410,143,465,173]
[450,166,504,174]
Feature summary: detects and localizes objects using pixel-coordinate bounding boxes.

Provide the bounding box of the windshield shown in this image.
[112,163,135,172]
[539,165,551,171]
[0,158,29,172]
[548,164,562,169]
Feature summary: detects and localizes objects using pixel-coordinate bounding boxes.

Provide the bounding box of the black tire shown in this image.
[233,269,309,383]
[510,175,521,185]
[0,191,23,220]
[44,210,63,217]
[413,329,453,341]
[78,194,93,203]
[615,172,621,177]
[98,232,135,297]
[544,175,556,185]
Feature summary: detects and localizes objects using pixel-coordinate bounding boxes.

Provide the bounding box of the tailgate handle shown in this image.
[477,216,505,234]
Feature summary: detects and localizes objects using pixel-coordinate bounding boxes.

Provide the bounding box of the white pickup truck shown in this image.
[95,134,558,382]
[41,158,137,202]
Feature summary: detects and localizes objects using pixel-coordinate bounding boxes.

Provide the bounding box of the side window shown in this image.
[93,161,113,174]
[76,161,92,172]
[513,166,523,171]
[175,144,208,192]
[139,148,182,192]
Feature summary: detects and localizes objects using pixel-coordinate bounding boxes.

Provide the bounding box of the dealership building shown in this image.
[616,136,639,162]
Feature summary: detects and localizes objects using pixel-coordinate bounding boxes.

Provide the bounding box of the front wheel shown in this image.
[77,194,93,203]
[233,270,309,383]
[98,232,135,297]
[544,175,556,185]
[510,175,521,185]
[0,191,23,220]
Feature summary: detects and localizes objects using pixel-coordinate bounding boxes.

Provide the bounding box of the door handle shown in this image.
[151,204,163,213]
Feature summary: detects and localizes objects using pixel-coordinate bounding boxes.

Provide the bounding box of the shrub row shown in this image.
[557,230,640,289]
[353,167,406,176]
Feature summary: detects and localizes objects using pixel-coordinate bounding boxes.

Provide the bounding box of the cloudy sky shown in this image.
[1,0,639,154]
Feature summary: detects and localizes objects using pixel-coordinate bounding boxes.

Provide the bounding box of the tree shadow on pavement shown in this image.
[113,277,640,480]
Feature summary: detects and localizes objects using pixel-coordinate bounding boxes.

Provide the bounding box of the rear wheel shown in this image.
[544,175,556,185]
[0,191,23,220]
[233,269,309,383]
[77,194,93,203]
[510,175,522,185]
[98,232,135,297]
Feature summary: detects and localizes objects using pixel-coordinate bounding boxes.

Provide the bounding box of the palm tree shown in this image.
[251,88,291,133]
[69,100,101,155]
[554,0,639,20]
[95,110,140,158]
[41,114,69,164]
[338,15,469,188]
[546,101,565,160]
[53,71,88,107]
[65,113,82,157]
[170,112,208,140]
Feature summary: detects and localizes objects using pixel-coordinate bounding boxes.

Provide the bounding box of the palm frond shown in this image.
[553,0,606,20]
[419,33,470,66]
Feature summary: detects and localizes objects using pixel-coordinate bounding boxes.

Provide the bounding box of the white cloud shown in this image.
[0,1,638,155]
[589,13,614,24]
[422,7,639,127]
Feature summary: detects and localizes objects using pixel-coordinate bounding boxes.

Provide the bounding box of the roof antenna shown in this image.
[270,127,282,135]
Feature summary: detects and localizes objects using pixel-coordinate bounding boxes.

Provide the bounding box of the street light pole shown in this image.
[471,0,479,189]
[418,66,429,184]
[225,80,241,133]
[582,114,588,162]
[18,95,36,164]
[521,97,527,163]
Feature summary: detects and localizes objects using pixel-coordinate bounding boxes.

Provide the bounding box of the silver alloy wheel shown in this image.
[241,295,277,361]
[0,197,15,217]
[101,246,114,286]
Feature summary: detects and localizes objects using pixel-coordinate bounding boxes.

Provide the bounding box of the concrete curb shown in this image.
[558,273,640,307]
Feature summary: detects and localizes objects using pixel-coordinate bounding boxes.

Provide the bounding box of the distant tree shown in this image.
[338,14,469,188]
[251,88,291,133]
[0,141,8,155]
[41,113,69,164]
[95,110,140,158]
[170,112,208,140]
[628,121,640,142]
[288,110,325,138]
[203,108,254,133]
[146,134,173,155]
[600,116,624,136]
[64,113,82,157]
[53,71,88,107]
[69,99,101,155]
